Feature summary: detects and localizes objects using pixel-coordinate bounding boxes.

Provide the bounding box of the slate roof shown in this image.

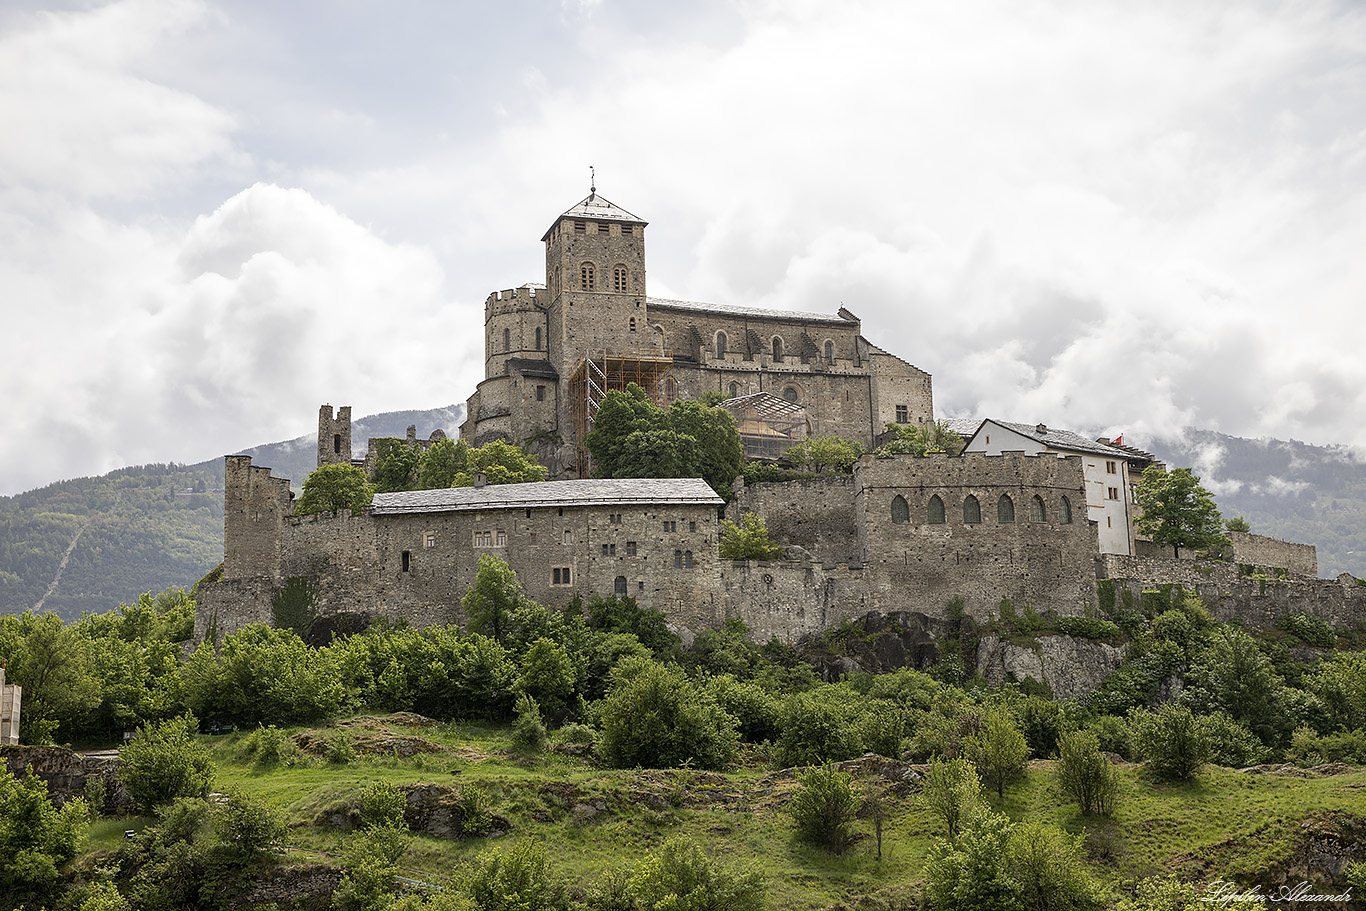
[971,419,1132,458]
[506,358,559,379]
[647,297,854,326]
[371,478,723,515]
[542,192,646,239]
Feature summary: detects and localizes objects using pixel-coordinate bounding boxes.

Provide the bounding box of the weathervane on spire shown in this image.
[590,165,596,197]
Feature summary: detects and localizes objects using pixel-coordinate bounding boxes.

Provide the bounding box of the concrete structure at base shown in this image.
[196,445,1115,643]
[0,665,20,746]
[459,190,933,477]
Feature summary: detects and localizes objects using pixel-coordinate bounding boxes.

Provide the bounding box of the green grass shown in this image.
[87,717,1366,910]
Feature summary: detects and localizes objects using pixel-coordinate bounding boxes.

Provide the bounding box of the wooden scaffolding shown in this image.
[567,348,674,477]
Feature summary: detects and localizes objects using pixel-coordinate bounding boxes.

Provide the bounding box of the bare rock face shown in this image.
[975,633,1127,700]
[802,611,947,680]
[0,745,135,814]
[399,783,511,840]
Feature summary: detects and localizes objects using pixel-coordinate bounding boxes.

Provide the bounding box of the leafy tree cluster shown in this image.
[783,435,864,473]
[718,512,785,560]
[874,421,965,458]
[585,383,743,499]
[1134,466,1230,558]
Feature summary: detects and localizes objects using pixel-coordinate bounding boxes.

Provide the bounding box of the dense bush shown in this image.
[118,714,214,813]
[598,661,739,769]
[1196,713,1270,768]
[466,839,564,911]
[963,705,1029,797]
[1275,612,1337,649]
[1056,730,1118,815]
[1055,616,1122,640]
[0,767,89,905]
[183,625,347,726]
[510,693,549,756]
[705,675,782,743]
[775,691,863,767]
[1131,705,1210,780]
[788,766,859,851]
[920,755,982,840]
[607,835,765,911]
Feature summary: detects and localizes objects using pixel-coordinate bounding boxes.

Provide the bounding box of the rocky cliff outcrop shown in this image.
[0,745,135,814]
[975,633,1127,700]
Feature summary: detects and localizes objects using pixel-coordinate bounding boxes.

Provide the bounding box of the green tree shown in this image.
[1187,626,1284,745]
[518,637,576,722]
[719,512,785,560]
[418,438,467,489]
[785,435,864,472]
[875,421,965,458]
[788,766,860,851]
[509,693,549,756]
[963,706,1029,798]
[0,766,89,904]
[210,788,285,866]
[775,691,863,767]
[370,438,422,493]
[1133,466,1229,557]
[0,610,101,743]
[1055,730,1118,815]
[599,660,739,769]
[1131,704,1210,780]
[462,554,527,645]
[296,463,374,516]
[453,439,548,487]
[118,713,214,813]
[920,755,983,841]
[1225,516,1251,533]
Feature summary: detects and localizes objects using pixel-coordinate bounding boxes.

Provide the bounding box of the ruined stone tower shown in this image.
[318,405,352,467]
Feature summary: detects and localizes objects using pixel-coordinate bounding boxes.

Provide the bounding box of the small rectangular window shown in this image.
[535,385,545,402]
[552,567,571,585]
[574,220,586,234]
[1106,461,1117,474]
[1107,487,1120,500]
[495,530,506,547]
[529,533,538,546]
[401,551,411,572]
[626,540,637,556]
[621,224,633,236]
[895,405,909,424]
[424,534,436,549]
[689,521,696,533]
[563,530,572,545]
[601,543,609,556]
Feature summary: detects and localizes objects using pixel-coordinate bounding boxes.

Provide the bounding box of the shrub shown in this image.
[788,766,859,852]
[119,713,213,813]
[510,693,550,756]
[1019,695,1064,758]
[241,724,299,768]
[1196,713,1270,768]
[1131,705,1210,780]
[556,723,597,745]
[518,638,577,723]
[599,661,739,769]
[459,785,494,836]
[210,788,285,866]
[705,675,782,744]
[1056,730,1118,815]
[79,882,132,911]
[620,834,766,911]
[1085,714,1132,759]
[1009,821,1103,911]
[1275,612,1336,649]
[325,730,356,764]
[359,780,408,830]
[775,691,862,767]
[1287,726,1366,766]
[857,699,905,759]
[334,825,409,911]
[1056,616,1122,640]
[719,512,786,561]
[466,839,563,911]
[0,767,89,904]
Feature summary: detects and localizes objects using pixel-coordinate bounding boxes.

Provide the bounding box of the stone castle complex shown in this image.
[196,190,1355,647]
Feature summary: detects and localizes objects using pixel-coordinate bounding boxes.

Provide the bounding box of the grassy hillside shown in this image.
[73,714,1366,910]
[0,405,464,620]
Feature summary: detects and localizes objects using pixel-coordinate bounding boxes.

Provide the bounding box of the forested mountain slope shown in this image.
[0,405,464,620]
[1145,429,1366,579]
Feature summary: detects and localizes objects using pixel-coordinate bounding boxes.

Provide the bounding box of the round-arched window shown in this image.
[580,262,595,291]
[782,386,799,404]
[728,382,739,399]
[715,332,727,359]
[773,337,784,361]
[614,576,627,596]
[823,340,834,364]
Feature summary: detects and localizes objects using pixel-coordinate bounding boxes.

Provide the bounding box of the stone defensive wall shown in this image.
[728,474,858,565]
[853,451,1101,622]
[1228,530,1318,578]
[1099,554,1365,632]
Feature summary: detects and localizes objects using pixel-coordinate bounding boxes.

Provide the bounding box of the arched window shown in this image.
[684,550,693,568]
[580,263,595,291]
[535,326,542,350]
[782,386,799,404]
[998,495,1015,523]
[715,331,727,359]
[728,382,739,398]
[963,495,981,524]
[613,265,628,293]
[503,327,511,351]
[1060,496,1073,524]
[773,337,784,361]
[614,576,627,596]
[674,550,683,568]
[664,377,677,401]
[1030,495,1046,523]
[928,495,946,524]
[824,340,834,364]
[891,495,909,524]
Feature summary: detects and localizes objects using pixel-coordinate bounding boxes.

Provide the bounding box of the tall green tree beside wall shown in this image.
[1134,466,1229,558]
[295,464,374,516]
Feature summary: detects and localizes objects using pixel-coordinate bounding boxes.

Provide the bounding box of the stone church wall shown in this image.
[728,475,858,565]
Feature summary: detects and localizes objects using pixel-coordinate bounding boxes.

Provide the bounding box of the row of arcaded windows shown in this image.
[579,262,631,292]
[890,494,1073,526]
[712,331,838,364]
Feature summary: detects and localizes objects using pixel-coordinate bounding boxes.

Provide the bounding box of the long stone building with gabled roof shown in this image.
[460,187,934,477]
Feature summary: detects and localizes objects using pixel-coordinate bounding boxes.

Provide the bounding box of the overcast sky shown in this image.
[2,0,1364,496]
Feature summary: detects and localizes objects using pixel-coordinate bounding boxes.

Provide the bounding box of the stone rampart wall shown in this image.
[1229,531,1318,578]
[728,475,857,564]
